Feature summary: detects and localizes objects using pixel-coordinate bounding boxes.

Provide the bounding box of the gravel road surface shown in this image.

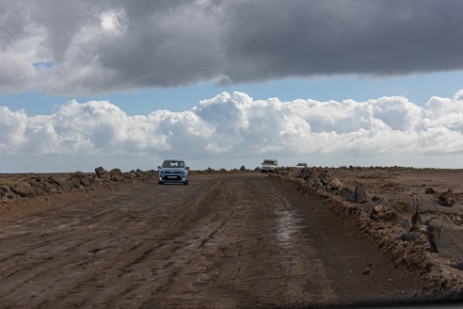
[0,173,424,308]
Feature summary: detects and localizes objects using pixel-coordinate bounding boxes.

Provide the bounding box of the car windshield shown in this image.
[162,160,185,168]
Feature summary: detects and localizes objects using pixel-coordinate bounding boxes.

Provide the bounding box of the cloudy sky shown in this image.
[1,0,463,172]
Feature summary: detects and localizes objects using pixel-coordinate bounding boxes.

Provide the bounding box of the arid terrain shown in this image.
[1,167,462,308]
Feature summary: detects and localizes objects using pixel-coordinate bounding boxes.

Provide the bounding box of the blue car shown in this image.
[157,159,189,185]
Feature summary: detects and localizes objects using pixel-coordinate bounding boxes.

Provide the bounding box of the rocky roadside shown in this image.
[0,167,157,204]
[270,167,463,300]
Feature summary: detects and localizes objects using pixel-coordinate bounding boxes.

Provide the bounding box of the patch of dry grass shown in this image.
[389,196,414,213]
[379,181,407,193]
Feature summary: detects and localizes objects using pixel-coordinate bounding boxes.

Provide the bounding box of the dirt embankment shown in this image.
[271,166,463,297]
[0,167,157,204]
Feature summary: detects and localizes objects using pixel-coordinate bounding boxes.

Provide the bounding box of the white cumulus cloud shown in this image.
[2,90,463,172]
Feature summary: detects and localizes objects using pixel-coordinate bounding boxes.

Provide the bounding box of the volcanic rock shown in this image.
[350,186,368,203]
[426,215,463,258]
[109,168,124,181]
[369,204,398,222]
[439,189,456,207]
[95,167,110,180]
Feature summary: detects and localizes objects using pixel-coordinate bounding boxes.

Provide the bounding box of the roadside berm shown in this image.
[0,167,156,203]
[271,166,463,299]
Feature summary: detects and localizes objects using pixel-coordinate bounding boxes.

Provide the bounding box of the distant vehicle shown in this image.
[157,159,189,185]
[295,163,308,168]
[261,159,278,173]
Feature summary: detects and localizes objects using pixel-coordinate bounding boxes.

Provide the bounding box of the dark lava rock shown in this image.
[350,186,368,203]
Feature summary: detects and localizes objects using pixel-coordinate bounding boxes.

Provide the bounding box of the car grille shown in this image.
[162,175,182,181]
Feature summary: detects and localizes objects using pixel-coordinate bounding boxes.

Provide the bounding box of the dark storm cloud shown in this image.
[221,0,463,82]
[94,0,223,88]
[1,0,463,93]
[0,1,31,45]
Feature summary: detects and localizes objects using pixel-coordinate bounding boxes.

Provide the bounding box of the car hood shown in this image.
[159,167,187,172]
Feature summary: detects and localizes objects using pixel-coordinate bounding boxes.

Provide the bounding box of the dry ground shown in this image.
[0,169,462,308]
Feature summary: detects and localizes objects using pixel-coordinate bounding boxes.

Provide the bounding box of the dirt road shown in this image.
[0,173,425,308]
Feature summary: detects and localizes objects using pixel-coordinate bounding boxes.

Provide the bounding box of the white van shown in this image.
[261,159,278,173]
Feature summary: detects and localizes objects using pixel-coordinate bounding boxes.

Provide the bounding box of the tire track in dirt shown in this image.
[0,192,147,303]
[0,173,424,308]
[212,177,338,307]
[42,178,226,308]
[0,175,235,308]
[0,181,198,307]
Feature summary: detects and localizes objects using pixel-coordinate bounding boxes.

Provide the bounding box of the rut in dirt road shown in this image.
[0,173,423,308]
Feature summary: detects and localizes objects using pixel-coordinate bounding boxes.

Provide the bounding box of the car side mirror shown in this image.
[157,166,161,169]
[185,167,190,170]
